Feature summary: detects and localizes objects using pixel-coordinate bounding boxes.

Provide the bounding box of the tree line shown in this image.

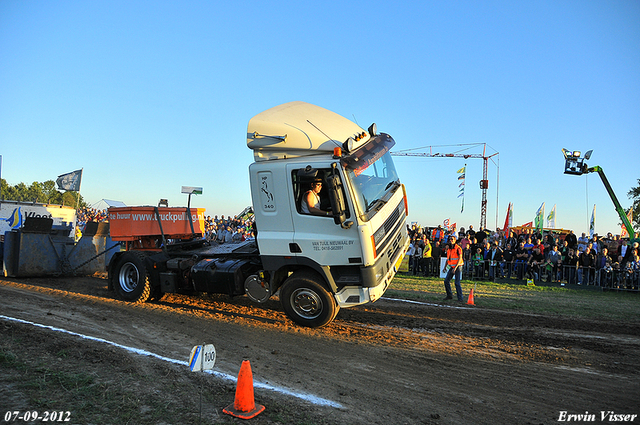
[626,178,640,233]
[0,179,87,208]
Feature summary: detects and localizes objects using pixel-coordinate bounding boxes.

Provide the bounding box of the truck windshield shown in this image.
[341,134,400,219]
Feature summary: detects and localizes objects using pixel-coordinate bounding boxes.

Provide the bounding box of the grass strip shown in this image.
[388,274,640,322]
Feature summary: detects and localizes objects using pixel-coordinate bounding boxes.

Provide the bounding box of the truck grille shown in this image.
[384,202,403,234]
[376,201,406,260]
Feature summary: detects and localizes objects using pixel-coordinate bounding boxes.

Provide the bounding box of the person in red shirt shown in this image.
[533,238,545,256]
[442,235,465,301]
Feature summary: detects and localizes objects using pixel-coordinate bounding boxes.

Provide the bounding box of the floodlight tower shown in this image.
[561,149,635,239]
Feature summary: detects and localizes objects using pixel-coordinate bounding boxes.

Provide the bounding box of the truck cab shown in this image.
[247,102,409,326]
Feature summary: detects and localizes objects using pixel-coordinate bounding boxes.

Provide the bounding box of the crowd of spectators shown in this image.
[75,207,108,240]
[203,214,255,244]
[76,207,108,226]
[405,223,639,290]
[73,205,639,289]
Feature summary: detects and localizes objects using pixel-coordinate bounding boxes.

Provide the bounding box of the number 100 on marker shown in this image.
[189,344,216,372]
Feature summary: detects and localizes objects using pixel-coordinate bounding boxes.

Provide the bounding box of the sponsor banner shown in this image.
[0,201,76,236]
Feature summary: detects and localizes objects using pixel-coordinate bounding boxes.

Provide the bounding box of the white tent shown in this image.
[91,199,127,210]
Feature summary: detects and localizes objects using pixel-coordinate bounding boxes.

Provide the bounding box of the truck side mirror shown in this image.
[326,173,347,226]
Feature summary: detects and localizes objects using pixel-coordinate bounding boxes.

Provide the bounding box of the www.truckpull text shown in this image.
[4,411,71,422]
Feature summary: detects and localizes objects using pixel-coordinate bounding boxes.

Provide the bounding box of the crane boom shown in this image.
[391,152,484,158]
[587,166,635,239]
[391,145,498,228]
[561,148,636,241]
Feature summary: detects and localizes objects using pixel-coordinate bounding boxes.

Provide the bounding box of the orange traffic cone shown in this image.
[466,287,475,306]
[223,360,265,419]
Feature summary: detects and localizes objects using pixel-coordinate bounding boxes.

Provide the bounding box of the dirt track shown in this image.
[1,275,639,424]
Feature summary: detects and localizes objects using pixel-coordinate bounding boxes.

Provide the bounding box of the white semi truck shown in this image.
[108,101,409,327]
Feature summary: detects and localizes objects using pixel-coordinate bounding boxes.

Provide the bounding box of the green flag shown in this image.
[534,202,545,231]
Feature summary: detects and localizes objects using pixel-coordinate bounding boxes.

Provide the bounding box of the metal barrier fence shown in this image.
[406,257,639,292]
[463,260,639,292]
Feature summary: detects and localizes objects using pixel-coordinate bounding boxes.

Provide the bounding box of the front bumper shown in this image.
[334,233,410,308]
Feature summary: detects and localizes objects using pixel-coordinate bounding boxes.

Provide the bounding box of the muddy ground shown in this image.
[1,275,639,424]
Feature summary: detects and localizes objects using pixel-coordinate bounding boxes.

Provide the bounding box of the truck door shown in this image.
[288,164,362,267]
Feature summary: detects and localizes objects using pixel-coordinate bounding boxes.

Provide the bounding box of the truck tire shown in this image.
[280,271,338,328]
[112,251,152,303]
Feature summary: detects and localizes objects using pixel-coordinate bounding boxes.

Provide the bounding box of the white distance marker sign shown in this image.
[189,344,216,372]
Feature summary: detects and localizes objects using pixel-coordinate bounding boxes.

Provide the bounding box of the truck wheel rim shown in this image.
[118,263,139,293]
[290,288,322,319]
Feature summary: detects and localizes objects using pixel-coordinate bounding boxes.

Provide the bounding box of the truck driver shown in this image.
[301,179,331,217]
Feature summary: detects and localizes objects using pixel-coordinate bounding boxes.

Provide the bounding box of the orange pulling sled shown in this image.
[108,206,205,250]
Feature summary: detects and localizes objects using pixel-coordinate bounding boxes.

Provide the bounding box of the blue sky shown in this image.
[1,0,639,236]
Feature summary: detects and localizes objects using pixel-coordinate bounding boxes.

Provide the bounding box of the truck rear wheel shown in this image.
[112,251,152,303]
[280,271,338,328]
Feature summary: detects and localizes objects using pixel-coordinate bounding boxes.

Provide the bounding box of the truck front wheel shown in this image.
[112,251,152,303]
[280,271,338,328]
